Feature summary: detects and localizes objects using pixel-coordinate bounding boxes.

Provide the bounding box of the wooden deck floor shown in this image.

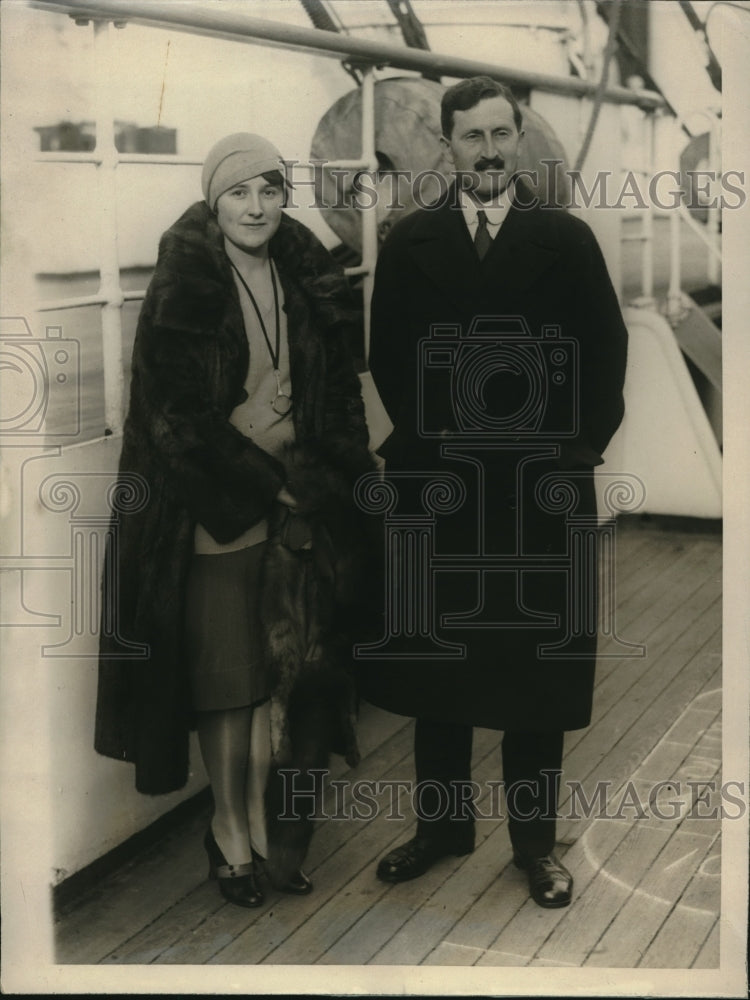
[55,519,722,968]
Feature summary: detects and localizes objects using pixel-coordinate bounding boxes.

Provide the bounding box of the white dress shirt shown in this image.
[459,180,515,242]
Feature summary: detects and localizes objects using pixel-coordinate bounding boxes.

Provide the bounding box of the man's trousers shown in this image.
[413,717,564,858]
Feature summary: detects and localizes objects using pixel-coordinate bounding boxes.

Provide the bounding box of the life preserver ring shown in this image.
[311,76,571,254]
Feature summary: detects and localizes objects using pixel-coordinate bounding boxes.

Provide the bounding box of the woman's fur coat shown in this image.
[96,201,377,882]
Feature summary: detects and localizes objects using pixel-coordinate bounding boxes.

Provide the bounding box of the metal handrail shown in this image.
[37,288,146,312]
[33,0,717,439]
[36,153,203,165]
[29,0,666,109]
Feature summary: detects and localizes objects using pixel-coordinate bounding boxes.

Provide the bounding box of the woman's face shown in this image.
[215,174,284,255]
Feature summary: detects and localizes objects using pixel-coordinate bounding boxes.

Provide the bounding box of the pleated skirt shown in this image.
[185,541,272,712]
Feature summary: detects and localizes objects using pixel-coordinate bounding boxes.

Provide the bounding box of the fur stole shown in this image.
[261,441,380,885]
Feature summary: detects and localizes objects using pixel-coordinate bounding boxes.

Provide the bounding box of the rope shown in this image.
[573,0,623,173]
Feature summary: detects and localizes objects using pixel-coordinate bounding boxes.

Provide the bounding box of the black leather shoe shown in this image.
[377,834,474,883]
[204,828,264,908]
[513,851,573,908]
[252,849,313,895]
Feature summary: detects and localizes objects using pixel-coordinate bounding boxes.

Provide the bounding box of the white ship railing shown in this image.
[33,0,716,439]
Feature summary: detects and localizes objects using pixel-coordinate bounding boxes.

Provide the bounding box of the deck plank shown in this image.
[161,726,422,964]
[639,904,718,969]
[365,835,518,966]
[583,827,717,967]
[560,611,721,820]
[474,817,632,965]
[424,941,488,965]
[99,710,416,965]
[211,732,503,964]
[418,862,529,966]
[639,861,721,968]
[602,534,718,631]
[691,917,720,968]
[264,730,505,966]
[51,525,723,969]
[533,824,674,965]
[54,808,211,964]
[565,536,720,752]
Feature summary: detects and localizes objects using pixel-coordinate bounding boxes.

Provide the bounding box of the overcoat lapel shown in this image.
[406,182,562,308]
[406,196,482,310]
[479,195,561,296]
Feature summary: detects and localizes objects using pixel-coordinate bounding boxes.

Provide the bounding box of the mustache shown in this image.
[474,157,505,171]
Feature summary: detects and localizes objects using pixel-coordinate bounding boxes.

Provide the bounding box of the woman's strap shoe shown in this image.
[204,828,264,908]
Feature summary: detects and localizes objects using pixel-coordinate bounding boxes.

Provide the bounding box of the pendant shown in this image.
[271,369,293,416]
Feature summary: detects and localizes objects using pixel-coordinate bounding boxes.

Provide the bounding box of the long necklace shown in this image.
[229,257,292,416]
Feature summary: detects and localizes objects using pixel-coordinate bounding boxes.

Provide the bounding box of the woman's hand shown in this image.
[276,488,313,550]
[276,486,298,509]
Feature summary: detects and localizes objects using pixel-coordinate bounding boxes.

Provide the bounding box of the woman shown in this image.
[95,133,375,907]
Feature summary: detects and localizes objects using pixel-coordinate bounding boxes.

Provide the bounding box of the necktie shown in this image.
[474,209,492,261]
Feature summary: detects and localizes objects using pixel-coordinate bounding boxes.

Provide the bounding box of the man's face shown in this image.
[442,95,524,201]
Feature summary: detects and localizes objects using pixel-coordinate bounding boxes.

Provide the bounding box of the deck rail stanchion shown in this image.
[641,110,656,302]
[92,17,125,436]
[620,106,657,306]
[28,0,670,434]
[668,107,723,315]
[313,64,379,362]
[668,195,684,323]
[359,65,378,365]
[705,110,721,288]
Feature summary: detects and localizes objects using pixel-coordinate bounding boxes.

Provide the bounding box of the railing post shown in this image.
[640,110,655,302]
[667,195,683,322]
[360,65,378,366]
[92,18,125,436]
[706,112,721,287]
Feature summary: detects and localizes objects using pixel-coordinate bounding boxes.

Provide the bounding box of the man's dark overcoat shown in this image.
[359,181,628,732]
[95,201,374,796]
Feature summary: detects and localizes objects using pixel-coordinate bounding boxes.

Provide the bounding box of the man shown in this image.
[361,77,628,908]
